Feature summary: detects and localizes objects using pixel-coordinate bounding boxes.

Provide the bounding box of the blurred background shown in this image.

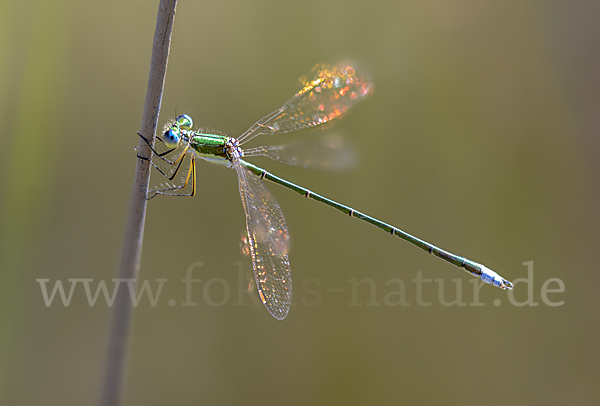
[1,0,598,405]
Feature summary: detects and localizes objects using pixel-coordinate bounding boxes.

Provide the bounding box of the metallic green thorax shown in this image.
[189,133,230,160]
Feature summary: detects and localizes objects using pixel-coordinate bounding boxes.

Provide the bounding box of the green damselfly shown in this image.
[139,63,512,320]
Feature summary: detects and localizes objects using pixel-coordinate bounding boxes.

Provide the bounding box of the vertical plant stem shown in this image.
[100,1,178,405]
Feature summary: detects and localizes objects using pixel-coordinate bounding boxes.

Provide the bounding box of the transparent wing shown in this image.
[238,62,373,144]
[243,132,357,170]
[233,155,292,320]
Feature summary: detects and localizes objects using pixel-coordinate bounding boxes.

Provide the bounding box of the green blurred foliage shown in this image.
[0,0,598,405]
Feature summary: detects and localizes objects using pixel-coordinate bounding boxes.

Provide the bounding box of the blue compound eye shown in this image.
[163,128,180,148]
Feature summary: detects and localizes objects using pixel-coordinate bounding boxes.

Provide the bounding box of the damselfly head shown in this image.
[162,114,194,148]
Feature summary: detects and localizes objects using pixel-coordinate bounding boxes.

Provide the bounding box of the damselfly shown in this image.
[138,63,513,320]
